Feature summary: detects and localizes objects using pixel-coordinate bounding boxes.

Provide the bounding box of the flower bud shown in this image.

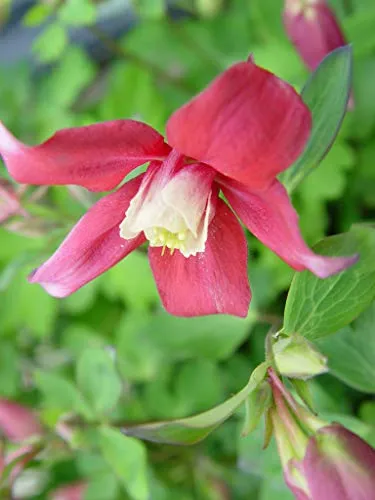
[283,0,354,107]
[196,0,223,18]
[0,399,42,442]
[51,481,87,500]
[302,424,375,500]
[273,334,328,379]
[283,0,348,72]
[268,369,375,499]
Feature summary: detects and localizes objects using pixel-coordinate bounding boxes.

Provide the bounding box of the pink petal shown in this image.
[0,400,42,442]
[0,120,170,191]
[149,197,251,317]
[29,176,146,297]
[221,178,358,277]
[166,60,311,190]
[283,2,347,71]
[303,425,375,500]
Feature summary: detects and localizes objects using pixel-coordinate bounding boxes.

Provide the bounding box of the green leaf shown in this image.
[0,341,21,397]
[33,23,68,63]
[122,363,267,445]
[317,302,375,393]
[281,46,352,193]
[284,226,375,340]
[115,314,163,383]
[23,4,52,26]
[99,427,149,500]
[77,348,122,416]
[0,267,58,337]
[132,0,165,19]
[58,0,97,26]
[85,471,120,500]
[34,370,93,419]
[140,312,255,361]
[40,47,96,109]
[101,251,159,311]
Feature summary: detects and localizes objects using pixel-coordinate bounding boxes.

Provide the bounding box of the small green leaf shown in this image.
[122,363,267,445]
[132,0,165,19]
[140,312,255,361]
[77,348,122,416]
[317,302,375,393]
[85,471,120,500]
[242,381,272,436]
[58,0,97,26]
[284,226,375,340]
[281,46,352,193]
[33,23,68,63]
[99,427,149,500]
[34,370,93,419]
[23,4,52,26]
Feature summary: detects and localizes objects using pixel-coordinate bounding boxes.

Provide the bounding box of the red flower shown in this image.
[0,60,357,317]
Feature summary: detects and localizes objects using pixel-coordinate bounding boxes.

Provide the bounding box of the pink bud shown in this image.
[51,482,87,500]
[302,424,375,500]
[0,400,42,442]
[283,0,348,70]
[268,370,375,499]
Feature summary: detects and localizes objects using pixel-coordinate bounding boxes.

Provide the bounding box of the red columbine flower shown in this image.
[0,59,357,317]
[268,369,375,500]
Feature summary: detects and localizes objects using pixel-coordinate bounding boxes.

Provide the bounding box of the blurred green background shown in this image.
[1,0,375,498]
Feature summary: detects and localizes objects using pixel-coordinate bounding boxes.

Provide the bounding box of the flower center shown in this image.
[148,227,188,255]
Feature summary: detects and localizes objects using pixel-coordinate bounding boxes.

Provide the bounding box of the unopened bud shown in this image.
[273,334,328,379]
[196,0,223,18]
[51,481,87,500]
[268,369,375,499]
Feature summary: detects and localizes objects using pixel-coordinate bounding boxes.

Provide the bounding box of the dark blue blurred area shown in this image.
[0,0,138,66]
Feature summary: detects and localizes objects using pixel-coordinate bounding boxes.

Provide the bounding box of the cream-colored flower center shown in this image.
[119,161,214,259]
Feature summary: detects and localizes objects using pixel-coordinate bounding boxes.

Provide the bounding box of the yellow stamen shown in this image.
[151,227,189,256]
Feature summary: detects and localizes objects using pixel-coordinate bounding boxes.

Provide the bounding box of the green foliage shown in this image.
[33,23,68,63]
[318,302,375,393]
[58,0,97,27]
[77,348,123,417]
[98,427,149,500]
[284,226,375,339]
